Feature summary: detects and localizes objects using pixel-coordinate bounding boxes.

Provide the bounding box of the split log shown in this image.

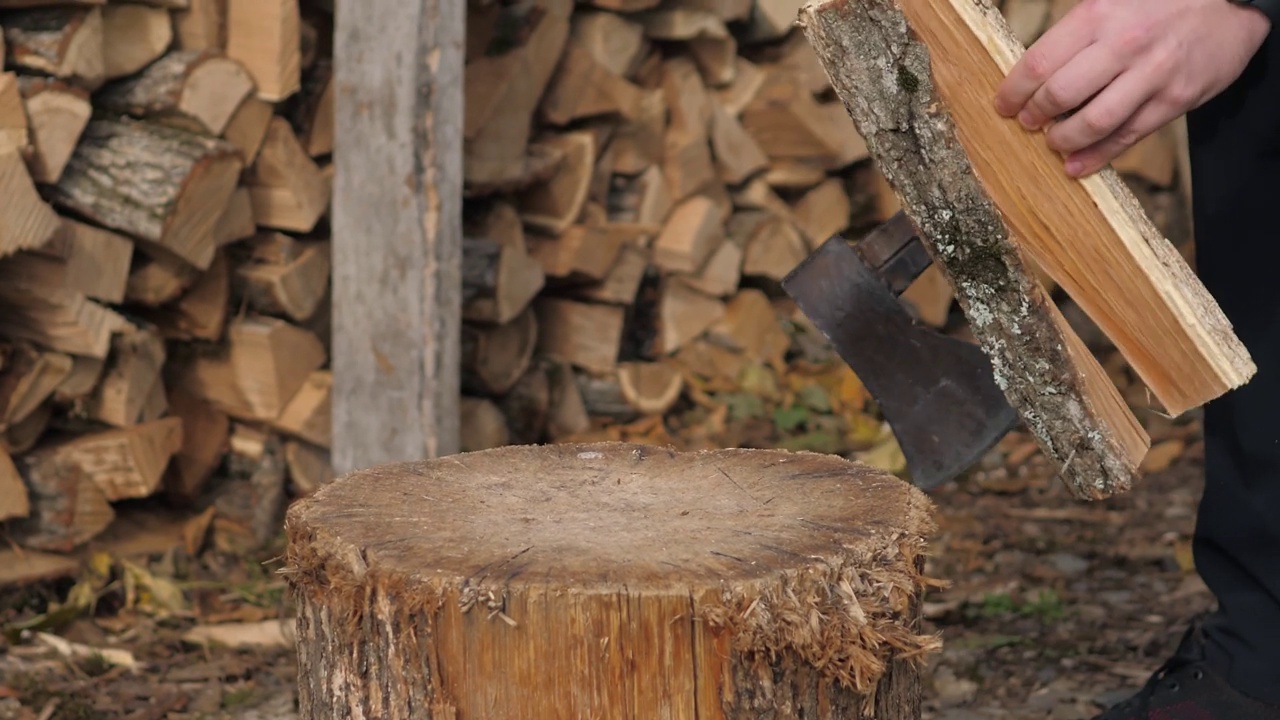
[221,94,273,163]
[163,383,228,503]
[173,0,225,50]
[496,363,550,444]
[233,233,331,322]
[283,443,940,719]
[243,116,330,233]
[0,149,61,258]
[284,438,332,495]
[517,130,596,235]
[0,217,133,305]
[80,325,166,428]
[458,395,509,452]
[24,417,183,502]
[2,6,106,89]
[212,427,286,551]
[461,307,538,396]
[271,368,330,448]
[0,72,27,155]
[574,370,638,423]
[95,49,255,136]
[100,1,172,79]
[0,282,131,359]
[6,448,114,551]
[287,58,333,156]
[461,204,546,324]
[463,0,573,189]
[799,0,1166,498]
[228,315,326,419]
[534,297,625,375]
[0,343,71,430]
[616,360,684,415]
[877,0,1248,417]
[544,359,591,439]
[48,116,243,270]
[224,0,300,101]
[17,76,91,184]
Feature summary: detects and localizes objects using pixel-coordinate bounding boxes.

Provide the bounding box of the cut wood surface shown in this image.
[96,48,254,135]
[800,0,1155,498]
[895,0,1251,417]
[284,443,940,719]
[49,116,242,269]
[0,148,61,257]
[2,5,106,88]
[17,76,91,183]
[224,0,299,101]
[100,1,171,79]
[0,72,28,155]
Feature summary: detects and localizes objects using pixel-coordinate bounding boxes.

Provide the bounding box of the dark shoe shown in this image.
[1094,622,1280,719]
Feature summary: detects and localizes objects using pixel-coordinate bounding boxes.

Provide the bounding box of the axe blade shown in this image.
[781,233,1019,490]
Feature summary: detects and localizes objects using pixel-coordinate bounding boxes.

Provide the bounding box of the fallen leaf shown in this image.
[182,620,295,650]
[120,559,188,615]
[34,632,138,671]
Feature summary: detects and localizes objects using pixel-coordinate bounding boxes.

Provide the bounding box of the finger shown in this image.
[1043,67,1155,156]
[1063,97,1172,177]
[1018,41,1122,130]
[994,5,1097,117]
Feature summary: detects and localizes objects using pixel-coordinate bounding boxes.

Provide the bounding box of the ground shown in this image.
[0,417,1209,720]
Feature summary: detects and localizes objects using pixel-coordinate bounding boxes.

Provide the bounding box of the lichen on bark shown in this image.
[799,0,1143,499]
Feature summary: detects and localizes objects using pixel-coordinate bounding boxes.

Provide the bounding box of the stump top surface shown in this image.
[289,442,934,588]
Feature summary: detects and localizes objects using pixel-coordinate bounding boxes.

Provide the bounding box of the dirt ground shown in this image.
[0,416,1208,720]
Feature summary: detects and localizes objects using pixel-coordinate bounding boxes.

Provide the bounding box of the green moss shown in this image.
[896,64,920,93]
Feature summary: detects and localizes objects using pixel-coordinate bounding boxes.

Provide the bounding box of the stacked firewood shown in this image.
[0,0,1190,556]
[455,0,1193,454]
[0,0,334,553]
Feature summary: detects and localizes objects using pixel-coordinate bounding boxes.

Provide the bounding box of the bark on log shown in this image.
[95,48,255,135]
[284,443,939,719]
[2,5,105,88]
[799,0,1150,499]
[48,116,242,270]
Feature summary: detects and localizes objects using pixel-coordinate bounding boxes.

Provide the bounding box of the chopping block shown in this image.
[283,442,941,720]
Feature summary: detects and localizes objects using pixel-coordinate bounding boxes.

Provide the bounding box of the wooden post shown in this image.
[283,442,941,719]
[330,0,463,473]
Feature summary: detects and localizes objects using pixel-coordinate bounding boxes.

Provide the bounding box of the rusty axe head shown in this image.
[781,211,1019,490]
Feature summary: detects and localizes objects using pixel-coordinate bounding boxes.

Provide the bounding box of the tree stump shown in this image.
[283,442,942,719]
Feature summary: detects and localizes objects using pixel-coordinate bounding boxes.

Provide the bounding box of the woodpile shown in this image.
[454,0,1194,458]
[0,0,335,553]
[0,0,1192,557]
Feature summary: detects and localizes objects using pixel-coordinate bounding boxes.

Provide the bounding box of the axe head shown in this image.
[781,214,1019,490]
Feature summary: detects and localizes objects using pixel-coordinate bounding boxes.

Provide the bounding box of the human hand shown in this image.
[993,0,1271,178]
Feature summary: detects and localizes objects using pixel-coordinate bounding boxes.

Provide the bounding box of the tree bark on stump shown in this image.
[283,442,941,719]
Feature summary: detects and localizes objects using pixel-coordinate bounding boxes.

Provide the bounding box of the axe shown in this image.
[781,211,1019,491]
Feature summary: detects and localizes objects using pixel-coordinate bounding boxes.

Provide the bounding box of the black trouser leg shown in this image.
[1187,29,1280,706]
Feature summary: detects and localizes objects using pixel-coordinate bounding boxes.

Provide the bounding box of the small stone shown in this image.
[1047,552,1090,577]
[930,666,980,707]
[1095,688,1137,708]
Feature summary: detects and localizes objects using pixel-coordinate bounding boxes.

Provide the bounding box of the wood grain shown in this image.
[891,0,1252,417]
[285,442,939,719]
[330,0,462,472]
[800,0,1151,498]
